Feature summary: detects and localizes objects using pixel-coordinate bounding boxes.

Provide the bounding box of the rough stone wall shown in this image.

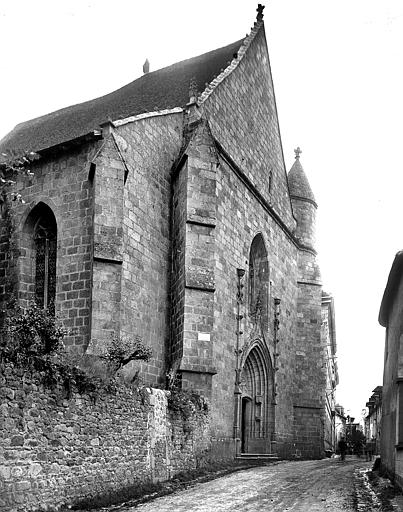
[0,144,96,349]
[0,368,212,512]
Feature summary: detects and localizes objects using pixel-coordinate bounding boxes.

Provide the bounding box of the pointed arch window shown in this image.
[20,203,57,313]
[249,234,269,329]
[34,215,57,311]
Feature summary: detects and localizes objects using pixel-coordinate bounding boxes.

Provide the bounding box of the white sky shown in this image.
[1,0,402,421]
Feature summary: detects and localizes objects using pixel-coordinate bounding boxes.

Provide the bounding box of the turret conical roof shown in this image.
[288,147,316,204]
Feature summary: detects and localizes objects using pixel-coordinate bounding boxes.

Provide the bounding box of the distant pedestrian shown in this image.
[338,437,347,461]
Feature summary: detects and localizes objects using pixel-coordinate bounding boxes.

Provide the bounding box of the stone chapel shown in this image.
[0,6,326,459]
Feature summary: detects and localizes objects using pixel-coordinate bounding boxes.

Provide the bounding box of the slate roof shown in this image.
[288,157,316,204]
[0,39,243,155]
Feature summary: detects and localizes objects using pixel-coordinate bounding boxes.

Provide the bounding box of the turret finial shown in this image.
[294,147,302,160]
[256,4,265,22]
[143,59,150,74]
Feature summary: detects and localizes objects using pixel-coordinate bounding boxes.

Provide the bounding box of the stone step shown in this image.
[237,453,279,460]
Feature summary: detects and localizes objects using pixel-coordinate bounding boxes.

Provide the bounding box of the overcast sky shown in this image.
[1,0,402,420]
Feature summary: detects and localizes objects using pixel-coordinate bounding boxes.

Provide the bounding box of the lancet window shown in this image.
[249,234,269,329]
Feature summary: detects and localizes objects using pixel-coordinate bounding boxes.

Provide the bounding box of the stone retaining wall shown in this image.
[0,367,214,511]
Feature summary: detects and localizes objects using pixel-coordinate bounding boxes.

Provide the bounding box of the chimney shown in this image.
[143,59,150,74]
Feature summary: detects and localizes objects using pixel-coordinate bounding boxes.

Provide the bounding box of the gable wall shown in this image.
[203,25,296,233]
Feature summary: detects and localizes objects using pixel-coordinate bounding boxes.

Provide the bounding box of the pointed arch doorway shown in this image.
[240,343,274,454]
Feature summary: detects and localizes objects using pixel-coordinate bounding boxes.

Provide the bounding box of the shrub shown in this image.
[0,304,66,367]
[168,388,209,421]
[0,305,153,396]
[99,335,152,374]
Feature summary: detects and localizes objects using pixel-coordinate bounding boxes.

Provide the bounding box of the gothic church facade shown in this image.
[0,6,326,459]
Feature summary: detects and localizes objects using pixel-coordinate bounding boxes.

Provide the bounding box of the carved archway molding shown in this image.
[239,337,276,454]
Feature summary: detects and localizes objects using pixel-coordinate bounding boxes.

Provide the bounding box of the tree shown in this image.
[0,152,37,214]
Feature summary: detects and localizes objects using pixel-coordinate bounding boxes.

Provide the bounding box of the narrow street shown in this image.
[119,458,386,511]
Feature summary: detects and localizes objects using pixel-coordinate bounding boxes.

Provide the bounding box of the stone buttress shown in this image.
[170,118,218,396]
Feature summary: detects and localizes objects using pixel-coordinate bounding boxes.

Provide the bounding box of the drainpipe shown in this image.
[234,268,245,456]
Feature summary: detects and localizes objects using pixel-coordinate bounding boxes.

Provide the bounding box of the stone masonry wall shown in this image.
[0,198,17,326]
[0,367,212,512]
[90,133,125,349]
[211,156,300,457]
[113,114,183,386]
[203,24,296,233]
[293,406,324,459]
[292,199,316,250]
[170,159,188,369]
[0,144,97,349]
[175,122,218,395]
[293,248,325,456]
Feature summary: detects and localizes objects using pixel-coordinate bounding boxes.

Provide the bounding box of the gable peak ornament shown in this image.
[256,4,265,22]
[294,147,302,160]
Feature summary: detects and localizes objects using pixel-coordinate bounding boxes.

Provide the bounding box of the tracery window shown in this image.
[20,203,57,313]
[34,215,57,312]
[249,234,269,329]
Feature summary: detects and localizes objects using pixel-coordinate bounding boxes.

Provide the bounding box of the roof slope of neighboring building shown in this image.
[379,251,403,326]
[0,39,243,154]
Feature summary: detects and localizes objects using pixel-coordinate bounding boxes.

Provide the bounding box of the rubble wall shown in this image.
[0,367,211,512]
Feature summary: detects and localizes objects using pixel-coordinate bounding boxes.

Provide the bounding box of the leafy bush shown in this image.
[168,388,209,421]
[0,151,37,209]
[0,305,153,396]
[0,304,66,367]
[100,335,152,374]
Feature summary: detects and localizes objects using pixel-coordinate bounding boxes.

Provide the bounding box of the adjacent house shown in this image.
[364,386,382,455]
[334,404,347,445]
[378,251,403,485]
[322,291,338,454]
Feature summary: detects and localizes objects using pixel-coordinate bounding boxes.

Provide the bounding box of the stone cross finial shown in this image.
[256,4,265,22]
[294,147,302,159]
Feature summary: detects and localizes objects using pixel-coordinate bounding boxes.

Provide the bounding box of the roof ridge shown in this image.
[197,18,264,105]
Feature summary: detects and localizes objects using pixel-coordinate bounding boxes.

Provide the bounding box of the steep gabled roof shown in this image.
[0,39,243,154]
